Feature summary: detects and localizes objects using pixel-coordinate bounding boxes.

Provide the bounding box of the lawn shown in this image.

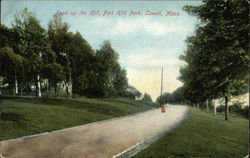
[0,96,158,141]
[132,107,249,158]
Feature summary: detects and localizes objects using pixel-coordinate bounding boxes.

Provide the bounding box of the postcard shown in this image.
[0,1,248,158]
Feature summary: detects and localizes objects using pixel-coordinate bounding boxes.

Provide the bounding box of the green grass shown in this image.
[0,96,158,141]
[132,108,249,158]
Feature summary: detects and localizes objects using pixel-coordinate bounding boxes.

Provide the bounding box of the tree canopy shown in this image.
[142,93,153,102]
[0,8,130,98]
[179,0,249,120]
[156,86,186,104]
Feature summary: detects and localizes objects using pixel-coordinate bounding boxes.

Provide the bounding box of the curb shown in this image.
[112,107,189,158]
[0,107,156,144]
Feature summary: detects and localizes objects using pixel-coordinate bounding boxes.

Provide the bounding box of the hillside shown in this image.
[0,96,158,141]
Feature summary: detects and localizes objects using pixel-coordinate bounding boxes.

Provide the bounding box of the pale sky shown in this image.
[1,1,201,101]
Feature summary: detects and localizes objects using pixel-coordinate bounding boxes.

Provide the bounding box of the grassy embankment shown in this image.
[133,107,249,158]
[0,96,158,141]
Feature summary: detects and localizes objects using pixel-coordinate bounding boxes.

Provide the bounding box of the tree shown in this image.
[48,14,71,95]
[113,67,128,96]
[156,86,187,105]
[0,24,19,95]
[142,93,153,102]
[0,47,24,95]
[12,8,53,97]
[157,92,172,104]
[181,0,249,120]
[1,9,130,99]
[123,85,142,99]
[41,63,64,95]
[67,32,95,96]
[95,41,128,97]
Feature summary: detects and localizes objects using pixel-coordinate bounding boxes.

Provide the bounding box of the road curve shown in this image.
[0,105,188,158]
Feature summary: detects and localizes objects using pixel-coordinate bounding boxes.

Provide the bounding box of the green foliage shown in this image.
[41,63,64,89]
[0,47,25,91]
[122,85,142,99]
[132,108,249,158]
[0,24,18,49]
[67,32,95,96]
[142,93,153,102]
[93,41,128,97]
[216,102,249,118]
[0,8,130,98]
[179,0,249,111]
[157,86,187,104]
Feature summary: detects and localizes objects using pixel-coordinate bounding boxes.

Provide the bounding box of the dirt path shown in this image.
[0,105,187,158]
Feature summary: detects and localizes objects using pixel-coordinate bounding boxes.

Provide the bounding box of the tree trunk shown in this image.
[64,52,72,96]
[8,84,11,95]
[20,84,23,96]
[213,99,216,116]
[57,85,59,96]
[54,86,56,95]
[206,99,209,112]
[27,83,31,95]
[225,96,229,120]
[48,81,51,95]
[28,84,31,95]
[68,72,72,95]
[67,59,72,95]
[37,52,42,97]
[54,84,58,96]
[0,65,1,95]
[37,74,41,97]
[0,83,1,95]
[46,81,49,93]
[14,71,18,96]
[20,65,24,96]
[0,76,3,95]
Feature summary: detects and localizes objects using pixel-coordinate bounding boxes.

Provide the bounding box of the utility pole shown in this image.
[160,68,163,103]
[160,68,165,112]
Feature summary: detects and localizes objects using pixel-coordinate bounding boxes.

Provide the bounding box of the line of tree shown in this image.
[156,86,187,105]
[142,93,153,102]
[178,0,249,120]
[0,8,138,98]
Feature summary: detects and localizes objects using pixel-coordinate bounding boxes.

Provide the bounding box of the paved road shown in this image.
[0,105,187,158]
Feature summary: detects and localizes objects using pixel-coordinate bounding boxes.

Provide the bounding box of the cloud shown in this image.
[120,47,182,70]
[112,18,184,36]
[89,16,194,37]
[90,17,113,26]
